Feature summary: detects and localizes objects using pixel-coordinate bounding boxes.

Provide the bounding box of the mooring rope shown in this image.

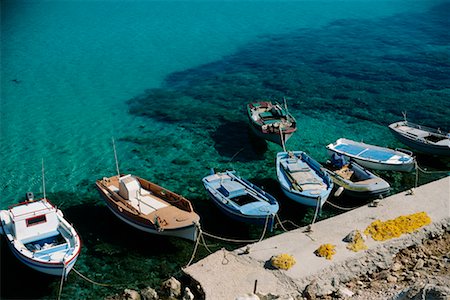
[276,214,302,231]
[72,268,117,287]
[325,200,362,211]
[57,265,66,300]
[310,198,321,226]
[185,215,271,267]
[185,232,202,267]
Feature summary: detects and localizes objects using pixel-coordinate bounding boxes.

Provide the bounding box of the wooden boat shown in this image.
[202,170,279,231]
[247,101,297,146]
[96,174,200,241]
[0,193,81,277]
[276,151,333,208]
[326,138,415,172]
[325,153,390,199]
[389,120,450,156]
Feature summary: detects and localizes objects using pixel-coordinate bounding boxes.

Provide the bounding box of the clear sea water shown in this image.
[1,1,449,298]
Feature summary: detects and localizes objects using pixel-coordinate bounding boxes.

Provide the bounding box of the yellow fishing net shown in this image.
[364,212,431,241]
[315,244,336,260]
[346,230,368,252]
[271,253,296,270]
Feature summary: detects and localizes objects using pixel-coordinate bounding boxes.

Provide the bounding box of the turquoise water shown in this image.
[1,1,449,299]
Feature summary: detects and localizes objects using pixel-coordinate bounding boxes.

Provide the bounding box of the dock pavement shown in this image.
[183,176,450,299]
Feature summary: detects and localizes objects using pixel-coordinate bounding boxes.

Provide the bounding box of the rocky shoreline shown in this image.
[106,219,449,300]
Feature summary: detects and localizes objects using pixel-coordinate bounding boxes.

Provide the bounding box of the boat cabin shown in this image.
[9,200,68,256]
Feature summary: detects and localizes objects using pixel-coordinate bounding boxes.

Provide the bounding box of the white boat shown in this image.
[389,120,450,157]
[325,154,391,199]
[326,138,416,172]
[276,151,333,208]
[0,193,81,277]
[96,174,200,241]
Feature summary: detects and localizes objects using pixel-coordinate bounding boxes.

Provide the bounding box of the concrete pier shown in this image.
[184,177,450,299]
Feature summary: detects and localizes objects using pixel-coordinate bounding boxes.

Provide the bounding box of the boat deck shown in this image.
[102,176,198,230]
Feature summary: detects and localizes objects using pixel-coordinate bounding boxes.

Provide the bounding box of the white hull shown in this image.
[280,186,328,207]
[0,200,82,277]
[326,149,415,172]
[7,241,78,276]
[326,138,416,172]
[107,202,199,241]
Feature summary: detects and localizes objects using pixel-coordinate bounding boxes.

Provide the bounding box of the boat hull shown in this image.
[389,124,450,156]
[97,188,199,241]
[279,185,329,207]
[326,138,416,172]
[205,189,275,227]
[0,201,82,278]
[105,198,198,241]
[248,121,294,145]
[5,238,79,276]
[326,149,415,172]
[247,101,297,146]
[276,151,333,208]
[329,176,390,199]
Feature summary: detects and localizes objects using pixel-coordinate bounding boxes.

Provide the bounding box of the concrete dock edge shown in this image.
[183,176,450,299]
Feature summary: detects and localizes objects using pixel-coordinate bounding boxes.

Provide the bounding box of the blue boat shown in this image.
[202,170,279,231]
[276,151,333,208]
[326,138,416,172]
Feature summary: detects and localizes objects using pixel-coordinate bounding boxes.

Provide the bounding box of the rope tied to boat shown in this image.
[72,267,121,287]
[414,160,449,188]
[325,200,364,211]
[57,264,66,300]
[185,215,271,267]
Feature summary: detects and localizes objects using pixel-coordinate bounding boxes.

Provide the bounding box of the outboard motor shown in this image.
[331,153,348,168]
[25,192,34,202]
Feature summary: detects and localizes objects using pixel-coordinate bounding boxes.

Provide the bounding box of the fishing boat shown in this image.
[96,174,200,241]
[276,151,333,208]
[325,153,390,199]
[388,120,450,157]
[202,170,279,231]
[247,100,297,146]
[0,192,81,277]
[326,138,415,172]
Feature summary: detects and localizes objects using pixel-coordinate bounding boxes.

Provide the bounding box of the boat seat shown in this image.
[218,181,246,198]
[284,161,310,173]
[335,167,354,180]
[259,111,273,119]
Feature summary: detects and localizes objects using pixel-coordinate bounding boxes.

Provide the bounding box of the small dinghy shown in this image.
[96,174,200,241]
[325,153,391,199]
[326,138,415,172]
[389,120,450,157]
[276,151,333,208]
[0,192,81,277]
[247,100,297,146]
[202,170,279,231]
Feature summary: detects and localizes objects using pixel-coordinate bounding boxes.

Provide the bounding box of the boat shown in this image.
[202,170,279,231]
[96,174,200,241]
[326,138,416,172]
[247,100,297,146]
[276,151,333,208]
[325,153,391,199]
[0,192,81,277]
[388,120,450,157]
